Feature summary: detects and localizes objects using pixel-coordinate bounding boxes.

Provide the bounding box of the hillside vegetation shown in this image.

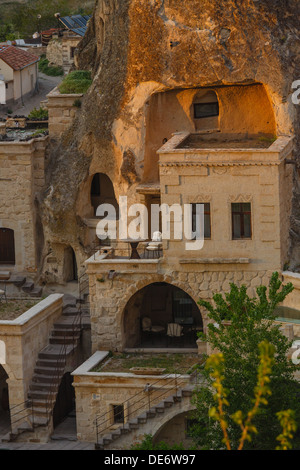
[0,0,94,37]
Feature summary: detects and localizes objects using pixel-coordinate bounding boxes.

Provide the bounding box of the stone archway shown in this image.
[122,280,203,349]
[152,407,197,448]
[90,173,119,217]
[63,246,78,282]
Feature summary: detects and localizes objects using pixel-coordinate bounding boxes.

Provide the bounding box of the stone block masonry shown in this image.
[0,136,48,273]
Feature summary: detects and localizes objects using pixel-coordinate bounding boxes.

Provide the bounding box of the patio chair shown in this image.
[0,284,7,303]
[166,322,184,347]
[141,317,165,344]
[142,317,165,334]
[145,232,163,259]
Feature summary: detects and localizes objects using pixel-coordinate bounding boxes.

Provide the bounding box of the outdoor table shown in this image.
[121,238,147,259]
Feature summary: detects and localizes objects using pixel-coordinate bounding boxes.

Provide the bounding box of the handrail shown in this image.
[95,368,194,445]
[44,271,86,420]
[0,399,34,440]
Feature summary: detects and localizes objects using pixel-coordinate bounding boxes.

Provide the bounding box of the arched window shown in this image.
[192,90,219,131]
[0,228,15,265]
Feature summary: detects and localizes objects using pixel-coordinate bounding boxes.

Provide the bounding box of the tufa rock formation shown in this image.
[40,0,300,282]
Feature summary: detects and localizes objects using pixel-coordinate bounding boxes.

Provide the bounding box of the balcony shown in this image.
[158,131,294,164]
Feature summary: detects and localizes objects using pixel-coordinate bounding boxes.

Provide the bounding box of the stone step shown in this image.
[29,287,43,297]
[38,344,75,359]
[182,387,193,398]
[137,412,147,424]
[10,275,26,287]
[49,335,80,345]
[17,422,34,433]
[36,357,61,368]
[53,316,79,328]
[128,418,139,429]
[51,327,81,337]
[62,294,77,308]
[30,406,52,417]
[120,423,131,434]
[22,280,34,292]
[146,408,156,419]
[31,373,61,384]
[102,434,113,445]
[31,415,49,427]
[163,397,174,408]
[28,389,53,400]
[62,307,79,316]
[34,365,64,376]
[111,429,122,440]
[30,381,55,392]
[30,397,56,409]
[1,432,12,443]
[155,402,165,413]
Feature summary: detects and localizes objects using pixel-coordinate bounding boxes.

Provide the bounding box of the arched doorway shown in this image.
[123,282,203,349]
[90,173,119,217]
[63,246,78,282]
[0,228,15,265]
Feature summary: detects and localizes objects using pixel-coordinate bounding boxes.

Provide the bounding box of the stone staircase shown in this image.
[1,295,85,443]
[27,297,82,423]
[0,271,43,298]
[95,386,195,450]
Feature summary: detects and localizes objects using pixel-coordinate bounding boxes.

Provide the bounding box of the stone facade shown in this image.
[0,294,63,430]
[47,32,81,74]
[0,136,47,274]
[72,351,193,443]
[85,131,294,353]
[46,87,83,138]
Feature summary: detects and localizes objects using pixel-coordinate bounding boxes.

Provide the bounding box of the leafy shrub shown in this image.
[131,434,186,450]
[28,107,48,120]
[38,57,64,77]
[63,70,91,81]
[58,70,92,94]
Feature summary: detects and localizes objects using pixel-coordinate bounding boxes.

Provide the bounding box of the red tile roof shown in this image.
[0,45,39,71]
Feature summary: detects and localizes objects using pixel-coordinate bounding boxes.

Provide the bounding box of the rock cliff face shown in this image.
[40,0,300,281]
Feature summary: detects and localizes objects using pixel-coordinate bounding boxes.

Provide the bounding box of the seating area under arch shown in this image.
[122,282,203,349]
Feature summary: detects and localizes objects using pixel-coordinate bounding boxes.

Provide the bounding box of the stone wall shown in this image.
[72,351,192,443]
[0,136,47,273]
[0,294,63,429]
[46,87,83,137]
[86,255,273,352]
[46,39,63,67]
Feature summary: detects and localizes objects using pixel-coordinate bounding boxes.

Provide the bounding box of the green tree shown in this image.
[205,341,297,450]
[191,272,300,450]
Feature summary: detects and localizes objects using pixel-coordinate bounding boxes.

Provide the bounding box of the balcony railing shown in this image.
[91,239,163,261]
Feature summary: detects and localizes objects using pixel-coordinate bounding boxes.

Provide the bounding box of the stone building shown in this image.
[0,0,300,448]
[0,45,39,106]
[0,136,47,275]
[46,15,91,74]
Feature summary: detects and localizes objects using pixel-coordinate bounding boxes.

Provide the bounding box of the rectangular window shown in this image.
[194,102,219,119]
[70,47,76,59]
[112,404,124,424]
[191,203,211,239]
[231,203,252,239]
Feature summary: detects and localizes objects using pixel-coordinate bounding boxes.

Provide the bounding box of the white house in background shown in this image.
[0,45,39,106]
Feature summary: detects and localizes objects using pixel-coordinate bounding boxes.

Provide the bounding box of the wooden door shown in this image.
[0,228,15,265]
